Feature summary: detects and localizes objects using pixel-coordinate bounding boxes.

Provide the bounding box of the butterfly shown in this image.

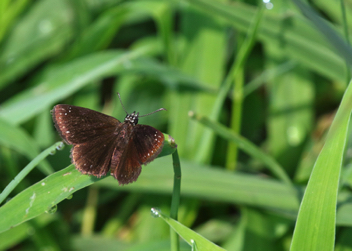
[51,94,165,185]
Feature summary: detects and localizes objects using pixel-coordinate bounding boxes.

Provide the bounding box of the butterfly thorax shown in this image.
[124,112,139,126]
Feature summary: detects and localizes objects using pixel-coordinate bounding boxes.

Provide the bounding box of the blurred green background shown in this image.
[1,0,352,250]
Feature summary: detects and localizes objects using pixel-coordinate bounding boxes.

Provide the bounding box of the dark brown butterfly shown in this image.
[51,94,165,185]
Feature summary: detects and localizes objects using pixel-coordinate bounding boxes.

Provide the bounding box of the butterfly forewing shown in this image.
[51,105,119,144]
[52,104,121,177]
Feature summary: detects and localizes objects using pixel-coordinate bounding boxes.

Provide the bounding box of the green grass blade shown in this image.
[152,208,226,251]
[0,164,96,233]
[189,0,346,82]
[290,81,352,250]
[0,0,74,88]
[0,118,53,174]
[98,158,300,212]
[0,49,151,125]
[0,134,175,233]
[0,142,63,205]
[190,112,291,185]
[291,0,352,67]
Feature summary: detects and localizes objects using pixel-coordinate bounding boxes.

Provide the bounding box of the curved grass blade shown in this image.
[0,118,53,174]
[189,112,292,185]
[151,208,226,251]
[0,142,63,205]
[0,134,174,233]
[290,81,352,250]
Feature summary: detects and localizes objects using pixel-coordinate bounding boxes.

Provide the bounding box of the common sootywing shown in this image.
[51,94,165,185]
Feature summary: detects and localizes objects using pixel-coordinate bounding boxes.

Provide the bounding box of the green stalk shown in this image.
[226,58,244,171]
[226,4,265,170]
[0,141,63,205]
[195,3,265,163]
[170,149,181,251]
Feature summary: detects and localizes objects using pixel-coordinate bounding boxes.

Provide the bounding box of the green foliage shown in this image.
[1,0,352,250]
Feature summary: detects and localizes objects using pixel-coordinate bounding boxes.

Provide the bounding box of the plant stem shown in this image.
[170,149,181,251]
[195,3,265,163]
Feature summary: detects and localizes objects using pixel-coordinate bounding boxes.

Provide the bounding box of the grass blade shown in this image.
[290,81,352,250]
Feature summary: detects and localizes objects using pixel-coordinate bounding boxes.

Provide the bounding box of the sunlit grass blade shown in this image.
[151,208,226,251]
[290,80,352,250]
[0,164,96,233]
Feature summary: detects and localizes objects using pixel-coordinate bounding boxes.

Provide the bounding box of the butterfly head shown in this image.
[124,111,139,126]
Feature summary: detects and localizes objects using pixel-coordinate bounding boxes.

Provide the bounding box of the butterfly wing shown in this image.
[111,124,164,185]
[52,104,120,177]
[71,135,118,177]
[132,125,164,165]
[51,105,119,144]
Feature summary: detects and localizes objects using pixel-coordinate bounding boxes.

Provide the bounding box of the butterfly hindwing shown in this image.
[110,124,164,184]
[71,135,117,177]
[132,125,164,164]
[110,123,140,184]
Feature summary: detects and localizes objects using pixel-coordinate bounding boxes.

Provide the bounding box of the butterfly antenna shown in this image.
[117,93,129,115]
[139,108,167,117]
